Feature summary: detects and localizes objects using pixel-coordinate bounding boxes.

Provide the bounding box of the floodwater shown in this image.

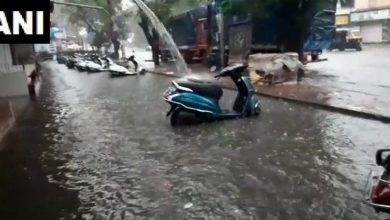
[0,62,389,220]
[307,44,390,117]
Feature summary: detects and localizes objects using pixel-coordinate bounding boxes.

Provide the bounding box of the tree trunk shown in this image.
[275,0,317,62]
[105,0,121,59]
[151,30,160,66]
[139,15,160,66]
[111,36,120,59]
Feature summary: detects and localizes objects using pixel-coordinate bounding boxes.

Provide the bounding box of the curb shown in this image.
[147,70,390,124]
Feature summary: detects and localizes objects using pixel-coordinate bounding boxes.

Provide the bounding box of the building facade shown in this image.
[336,0,390,42]
[349,0,390,42]
[0,44,35,98]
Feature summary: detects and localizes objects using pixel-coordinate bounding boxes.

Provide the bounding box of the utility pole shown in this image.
[219,12,225,69]
[215,0,223,69]
[217,0,232,69]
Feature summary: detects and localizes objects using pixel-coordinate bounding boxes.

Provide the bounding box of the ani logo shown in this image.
[0,1,50,43]
[0,11,44,35]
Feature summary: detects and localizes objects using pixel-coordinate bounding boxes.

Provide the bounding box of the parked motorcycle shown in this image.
[163,63,261,126]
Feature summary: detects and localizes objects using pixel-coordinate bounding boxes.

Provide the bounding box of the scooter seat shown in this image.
[175,79,223,99]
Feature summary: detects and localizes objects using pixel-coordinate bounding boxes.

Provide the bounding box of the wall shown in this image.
[9,44,35,65]
[355,0,370,9]
[355,0,390,9]
[0,45,14,67]
[0,44,30,98]
[0,71,29,98]
[369,0,390,8]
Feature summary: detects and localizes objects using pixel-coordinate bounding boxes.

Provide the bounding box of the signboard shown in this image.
[228,23,252,63]
[49,42,57,54]
[34,44,50,53]
[351,9,390,22]
[336,15,349,26]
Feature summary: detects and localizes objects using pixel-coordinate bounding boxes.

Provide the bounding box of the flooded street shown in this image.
[307,44,390,116]
[1,61,389,220]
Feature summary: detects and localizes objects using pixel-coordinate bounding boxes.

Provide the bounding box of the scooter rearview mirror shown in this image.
[376,149,390,167]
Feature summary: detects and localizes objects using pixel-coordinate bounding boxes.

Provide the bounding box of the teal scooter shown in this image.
[163,63,261,125]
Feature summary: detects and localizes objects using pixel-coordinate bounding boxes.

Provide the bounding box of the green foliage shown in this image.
[134,0,201,23]
[63,0,112,32]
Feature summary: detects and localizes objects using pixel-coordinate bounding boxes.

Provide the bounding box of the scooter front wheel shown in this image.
[170,108,181,126]
[254,103,261,116]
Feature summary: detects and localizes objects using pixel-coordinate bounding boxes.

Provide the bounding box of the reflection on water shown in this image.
[0,63,388,219]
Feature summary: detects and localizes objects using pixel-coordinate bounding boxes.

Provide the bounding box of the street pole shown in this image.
[219,12,224,69]
[218,0,231,69]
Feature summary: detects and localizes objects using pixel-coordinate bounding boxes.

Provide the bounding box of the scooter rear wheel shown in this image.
[170,108,181,126]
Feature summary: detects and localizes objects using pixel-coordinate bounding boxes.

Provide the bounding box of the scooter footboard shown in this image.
[364,170,376,203]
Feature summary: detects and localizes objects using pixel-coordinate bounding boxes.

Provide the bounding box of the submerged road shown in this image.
[308,44,390,118]
[0,61,389,220]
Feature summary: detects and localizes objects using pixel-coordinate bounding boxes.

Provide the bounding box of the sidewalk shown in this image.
[149,55,390,123]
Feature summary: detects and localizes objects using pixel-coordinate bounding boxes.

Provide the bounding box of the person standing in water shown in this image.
[28,60,42,98]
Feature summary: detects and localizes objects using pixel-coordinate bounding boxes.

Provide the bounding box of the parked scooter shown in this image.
[66,55,78,69]
[126,51,146,75]
[102,56,145,77]
[86,56,108,73]
[75,55,90,72]
[364,149,390,214]
[163,63,261,125]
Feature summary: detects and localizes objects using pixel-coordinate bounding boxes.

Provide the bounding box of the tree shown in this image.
[63,0,202,64]
[63,0,128,59]
[134,0,201,65]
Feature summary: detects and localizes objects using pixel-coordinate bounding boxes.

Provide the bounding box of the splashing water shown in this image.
[131,0,190,74]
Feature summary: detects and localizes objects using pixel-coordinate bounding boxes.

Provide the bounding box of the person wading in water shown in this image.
[28,61,42,97]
